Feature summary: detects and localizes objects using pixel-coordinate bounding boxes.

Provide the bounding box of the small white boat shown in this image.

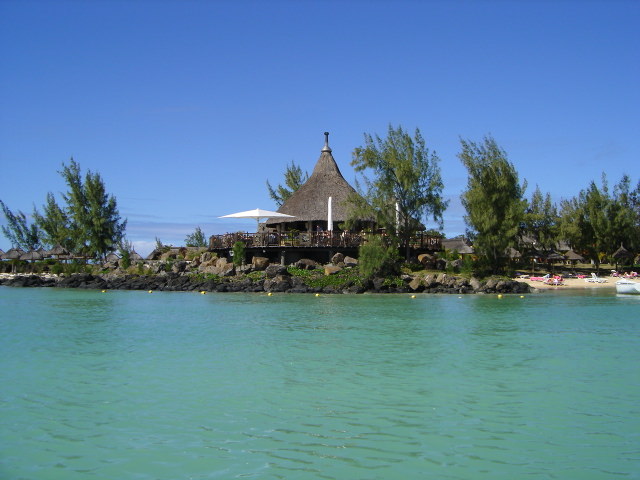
[615,279,640,295]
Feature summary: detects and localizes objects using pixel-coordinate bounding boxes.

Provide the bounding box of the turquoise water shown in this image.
[1,288,639,479]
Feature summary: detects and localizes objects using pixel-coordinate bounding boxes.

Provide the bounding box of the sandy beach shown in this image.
[520,275,618,291]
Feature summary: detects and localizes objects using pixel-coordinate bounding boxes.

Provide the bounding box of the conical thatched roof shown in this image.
[3,248,25,259]
[564,249,584,262]
[266,133,361,226]
[105,252,120,263]
[612,244,633,259]
[545,251,565,261]
[20,250,45,261]
[442,237,474,255]
[47,244,69,256]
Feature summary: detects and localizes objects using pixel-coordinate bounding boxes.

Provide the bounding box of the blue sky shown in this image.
[1,0,638,256]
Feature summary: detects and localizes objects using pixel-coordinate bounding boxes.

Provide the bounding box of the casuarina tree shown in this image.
[459,136,526,274]
[349,124,447,260]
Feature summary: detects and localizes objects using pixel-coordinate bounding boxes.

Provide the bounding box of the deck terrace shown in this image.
[209,231,441,251]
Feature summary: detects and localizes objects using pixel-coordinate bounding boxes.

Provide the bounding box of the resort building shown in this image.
[209,132,441,265]
[264,132,369,234]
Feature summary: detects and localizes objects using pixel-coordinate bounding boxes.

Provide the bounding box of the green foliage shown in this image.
[349,124,447,259]
[32,193,72,250]
[188,272,222,283]
[118,239,134,269]
[286,266,363,289]
[459,136,526,274]
[382,276,404,288]
[11,159,126,260]
[232,241,245,266]
[0,200,41,250]
[358,234,400,278]
[460,255,475,276]
[559,174,639,272]
[51,263,64,275]
[185,226,207,247]
[246,270,266,281]
[401,262,424,273]
[266,160,309,206]
[522,185,559,253]
[59,159,126,260]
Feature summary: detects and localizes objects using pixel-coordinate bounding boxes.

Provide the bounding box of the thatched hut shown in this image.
[104,252,121,263]
[612,244,633,270]
[442,237,474,256]
[266,132,368,233]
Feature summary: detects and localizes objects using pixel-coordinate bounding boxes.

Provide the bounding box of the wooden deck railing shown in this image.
[209,232,442,251]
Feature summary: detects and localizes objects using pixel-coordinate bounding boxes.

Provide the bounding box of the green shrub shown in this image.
[120,250,131,270]
[247,270,266,281]
[287,265,363,289]
[358,235,400,278]
[188,272,221,283]
[51,263,64,275]
[382,276,404,288]
[232,241,245,266]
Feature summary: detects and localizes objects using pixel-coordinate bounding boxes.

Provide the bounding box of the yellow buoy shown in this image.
[315,293,320,297]
[410,295,416,298]
[200,291,206,295]
[148,290,153,293]
[267,292,273,296]
[520,295,525,298]
[101,290,106,293]
[497,294,503,299]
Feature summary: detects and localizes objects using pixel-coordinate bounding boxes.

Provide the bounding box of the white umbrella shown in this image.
[327,197,333,232]
[220,208,295,232]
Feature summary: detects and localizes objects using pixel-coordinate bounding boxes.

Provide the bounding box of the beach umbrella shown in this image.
[327,197,333,232]
[220,208,295,232]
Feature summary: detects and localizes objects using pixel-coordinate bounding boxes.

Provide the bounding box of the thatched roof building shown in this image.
[266,133,364,232]
[442,237,474,255]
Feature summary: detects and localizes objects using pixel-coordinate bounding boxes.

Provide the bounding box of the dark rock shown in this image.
[172,261,187,274]
[295,258,318,270]
[251,256,269,270]
[324,265,342,275]
[264,274,291,292]
[265,265,288,278]
[331,252,345,265]
[343,256,358,267]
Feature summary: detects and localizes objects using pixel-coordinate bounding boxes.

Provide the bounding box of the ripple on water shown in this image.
[0,289,638,479]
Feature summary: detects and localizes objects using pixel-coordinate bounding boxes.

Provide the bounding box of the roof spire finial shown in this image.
[322,131,332,152]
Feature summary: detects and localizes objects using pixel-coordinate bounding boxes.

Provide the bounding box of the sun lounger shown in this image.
[530,274,550,282]
[585,273,607,283]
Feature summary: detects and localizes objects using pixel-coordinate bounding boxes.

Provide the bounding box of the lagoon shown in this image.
[1,288,639,479]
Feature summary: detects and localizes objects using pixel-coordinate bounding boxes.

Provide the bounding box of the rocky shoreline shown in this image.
[0,268,530,295]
